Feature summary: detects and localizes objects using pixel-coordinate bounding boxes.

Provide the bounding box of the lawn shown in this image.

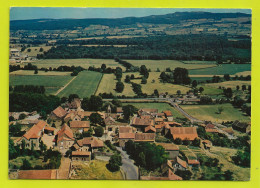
[189,64,251,75]
[31,58,125,70]
[180,103,250,123]
[9,74,73,95]
[123,72,191,95]
[122,102,185,119]
[70,160,123,180]
[58,71,103,98]
[126,60,217,72]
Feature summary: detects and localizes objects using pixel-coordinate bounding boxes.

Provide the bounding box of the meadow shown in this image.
[122,102,185,119]
[204,80,251,90]
[57,71,103,98]
[23,46,52,57]
[10,70,71,76]
[180,103,250,123]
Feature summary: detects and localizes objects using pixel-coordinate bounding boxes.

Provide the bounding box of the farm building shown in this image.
[49,106,67,120]
[156,143,179,159]
[131,117,154,132]
[73,137,104,153]
[169,127,198,141]
[71,151,91,162]
[69,120,90,133]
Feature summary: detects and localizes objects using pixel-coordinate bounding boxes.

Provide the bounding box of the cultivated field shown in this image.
[126,60,217,72]
[123,72,191,95]
[180,103,250,123]
[10,70,71,76]
[31,59,125,70]
[189,64,251,75]
[9,74,73,95]
[205,80,251,90]
[58,71,103,98]
[122,102,185,119]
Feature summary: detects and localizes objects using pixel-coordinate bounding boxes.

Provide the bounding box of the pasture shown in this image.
[126,60,217,72]
[57,71,103,98]
[205,81,251,90]
[24,46,52,57]
[31,59,125,70]
[10,70,71,76]
[180,103,250,123]
[122,102,185,119]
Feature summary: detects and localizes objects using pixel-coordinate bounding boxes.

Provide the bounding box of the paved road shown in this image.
[116,147,139,180]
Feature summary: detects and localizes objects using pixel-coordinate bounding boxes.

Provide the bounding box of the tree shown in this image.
[177,90,181,96]
[236,85,240,91]
[173,67,191,85]
[199,87,204,93]
[19,113,26,120]
[94,126,104,137]
[34,69,38,74]
[130,74,135,79]
[223,88,233,98]
[173,138,182,145]
[154,89,159,97]
[89,113,103,126]
[200,96,213,104]
[192,138,201,147]
[224,74,230,81]
[116,81,124,93]
[39,47,44,52]
[27,48,31,52]
[107,154,122,172]
[224,170,233,180]
[125,75,131,83]
[192,80,198,88]
[101,64,106,71]
[242,85,247,91]
[68,94,79,103]
[140,65,149,78]
[122,105,138,121]
[141,77,147,84]
[217,106,224,114]
[21,159,32,170]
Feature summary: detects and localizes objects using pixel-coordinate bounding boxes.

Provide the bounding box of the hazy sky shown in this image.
[10,7,251,21]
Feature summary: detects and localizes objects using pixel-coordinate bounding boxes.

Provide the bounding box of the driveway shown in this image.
[116,147,138,180]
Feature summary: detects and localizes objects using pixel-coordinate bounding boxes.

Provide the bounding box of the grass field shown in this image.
[23,46,52,57]
[180,103,250,123]
[205,81,251,90]
[189,64,251,75]
[122,102,185,119]
[31,59,125,70]
[197,85,223,95]
[10,70,71,76]
[58,71,103,98]
[123,72,191,95]
[181,60,216,64]
[126,60,217,72]
[70,160,123,180]
[9,74,73,95]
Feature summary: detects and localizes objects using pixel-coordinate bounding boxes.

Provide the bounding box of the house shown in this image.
[134,133,156,142]
[116,107,123,117]
[16,121,49,150]
[144,125,156,133]
[170,127,198,141]
[71,151,91,162]
[70,121,90,134]
[205,123,218,133]
[73,137,104,153]
[154,118,164,125]
[104,116,116,126]
[155,122,165,133]
[232,120,251,133]
[131,117,154,132]
[140,169,182,180]
[18,170,57,179]
[54,124,75,154]
[163,111,174,121]
[49,106,67,120]
[64,111,81,122]
[187,159,200,168]
[77,111,94,119]
[118,133,135,148]
[173,157,188,171]
[165,121,182,127]
[138,108,158,116]
[155,143,179,159]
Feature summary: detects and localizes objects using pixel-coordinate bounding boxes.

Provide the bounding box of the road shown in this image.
[116,147,139,180]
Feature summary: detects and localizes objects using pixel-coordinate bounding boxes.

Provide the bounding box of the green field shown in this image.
[126,60,217,72]
[31,58,125,70]
[10,70,71,76]
[9,74,72,95]
[189,64,251,75]
[180,103,250,123]
[58,71,103,98]
[24,46,52,57]
[122,102,185,119]
[205,80,251,90]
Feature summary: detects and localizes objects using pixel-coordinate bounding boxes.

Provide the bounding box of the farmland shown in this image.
[205,80,251,90]
[9,74,72,95]
[122,102,185,119]
[31,58,125,70]
[57,71,103,98]
[10,70,71,76]
[126,60,217,72]
[180,103,250,123]
[24,46,52,57]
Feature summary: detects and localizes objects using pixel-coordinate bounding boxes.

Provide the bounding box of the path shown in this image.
[116,147,139,180]
[54,76,77,96]
[57,157,71,179]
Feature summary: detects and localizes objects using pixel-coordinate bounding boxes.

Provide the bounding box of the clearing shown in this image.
[70,160,123,180]
[180,103,250,123]
[57,71,103,98]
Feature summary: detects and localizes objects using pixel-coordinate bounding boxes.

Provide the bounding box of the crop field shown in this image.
[58,71,103,98]
[9,74,72,95]
[123,72,191,95]
[126,60,217,72]
[189,64,251,75]
[205,81,251,90]
[122,102,185,119]
[10,70,71,76]
[180,103,250,123]
[31,59,125,70]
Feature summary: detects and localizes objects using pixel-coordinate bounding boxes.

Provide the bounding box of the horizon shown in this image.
[10,8,251,21]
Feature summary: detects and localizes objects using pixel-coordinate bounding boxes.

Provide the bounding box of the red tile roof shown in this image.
[205,123,215,129]
[163,110,173,117]
[116,107,123,113]
[177,157,188,169]
[119,133,135,139]
[70,121,90,128]
[72,151,91,156]
[170,127,198,141]
[168,169,183,180]
[52,106,67,118]
[56,124,74,143]
[119,126,133,133]
[77,137,104,147]
[44,126,55,131]
[134,133,155,142]
[132,117,154,126]
[23,120,48,140]
[18,170,57,179]
[144,125,156,133]
[205,129,219,133]
[188,159,200,165]
[156,143,179,151]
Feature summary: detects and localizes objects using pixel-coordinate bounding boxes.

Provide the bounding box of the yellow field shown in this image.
[234,71,251,76]
[123,72,191,95]
[23,46,52,57]
[9,70,71,76]
[205,80,251,89]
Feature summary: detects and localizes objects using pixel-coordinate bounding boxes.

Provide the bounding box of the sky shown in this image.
[10,7,251,21]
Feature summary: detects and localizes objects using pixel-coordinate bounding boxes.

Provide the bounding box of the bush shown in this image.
[107,154,122,172]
